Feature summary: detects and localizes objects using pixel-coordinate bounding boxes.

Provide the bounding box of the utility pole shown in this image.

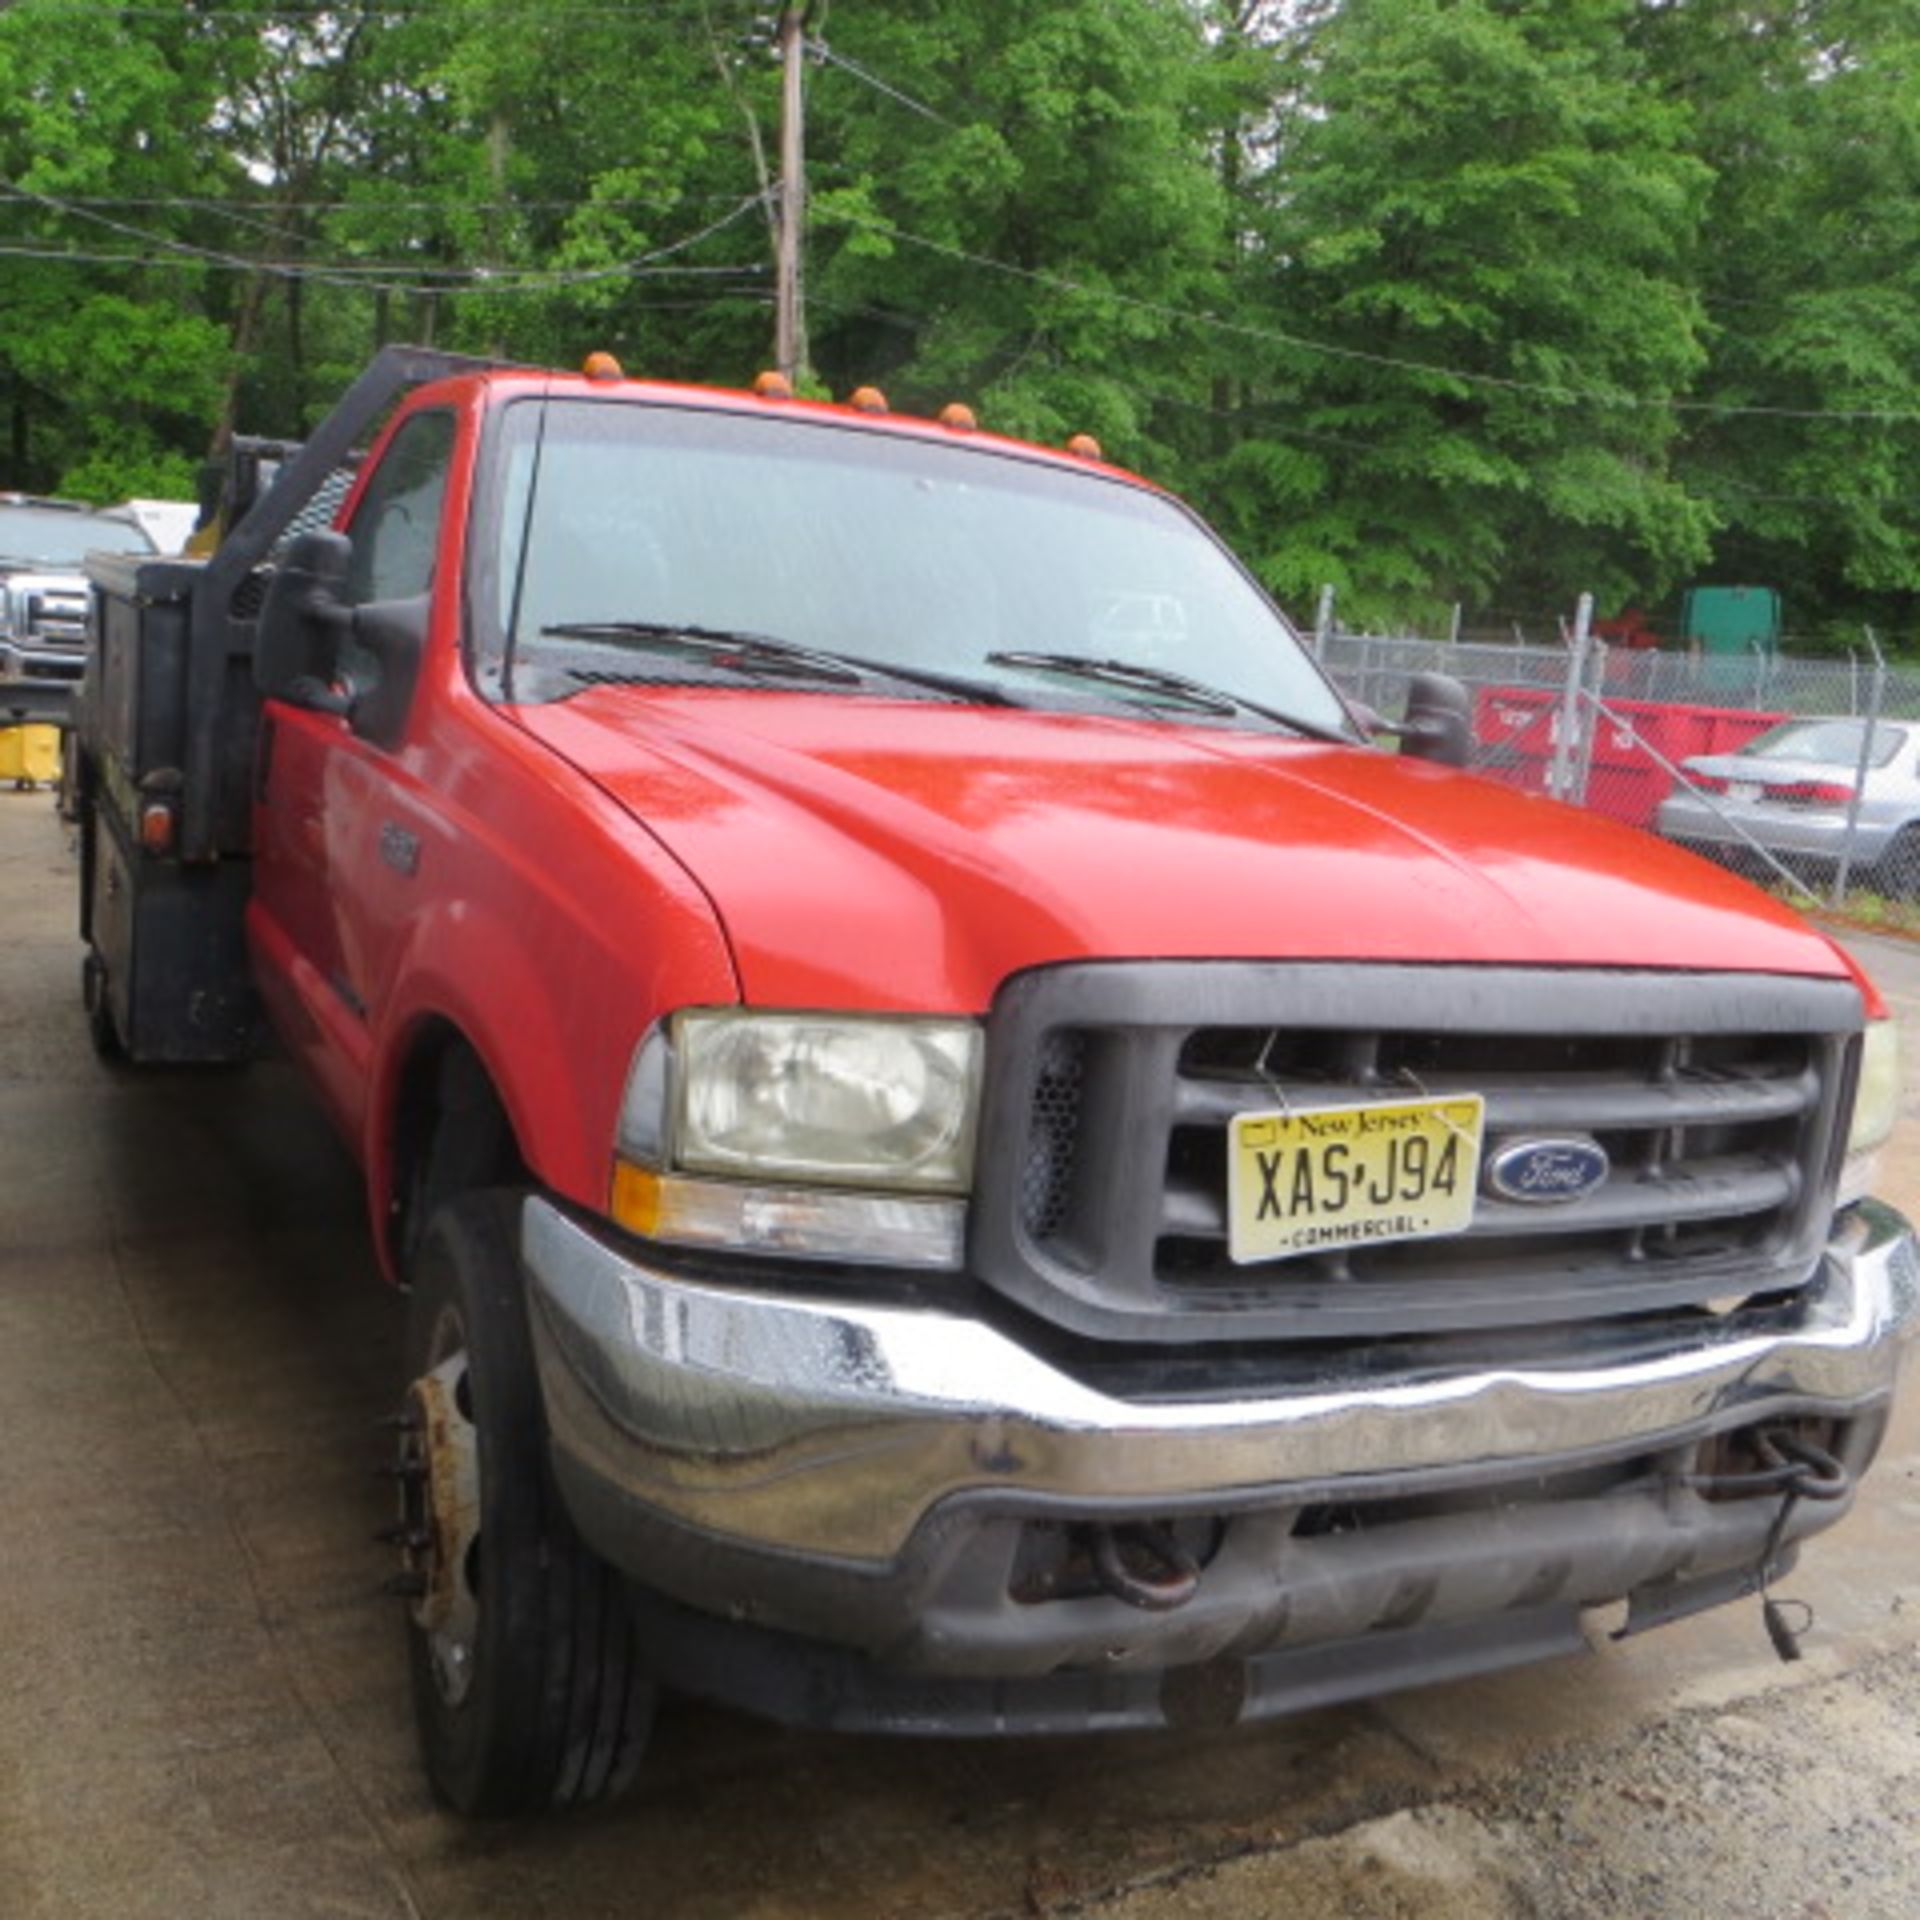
[775,5,808,385]
[486,113,510,360]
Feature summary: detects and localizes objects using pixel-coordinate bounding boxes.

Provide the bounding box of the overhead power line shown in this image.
[0,238,766,285]
[824,210,1920,426]
[808,38,956,127]
[40,191,760,213]
[0,179,772,297]
[5,1,735,17]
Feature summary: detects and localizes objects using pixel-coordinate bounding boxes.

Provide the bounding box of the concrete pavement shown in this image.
[3,788,1918,1919]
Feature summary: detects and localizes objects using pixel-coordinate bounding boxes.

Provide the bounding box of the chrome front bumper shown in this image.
[0,640,83,679]
[522,1195,1920,1569]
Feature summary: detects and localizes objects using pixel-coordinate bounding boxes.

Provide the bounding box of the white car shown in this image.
[1656,715,1920,896]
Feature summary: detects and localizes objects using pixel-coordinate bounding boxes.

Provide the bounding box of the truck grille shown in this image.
[974,963,1859,1346]
[22,588,88,649]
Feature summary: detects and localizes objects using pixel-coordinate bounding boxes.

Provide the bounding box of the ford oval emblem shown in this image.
[1484,1136,1610,1206]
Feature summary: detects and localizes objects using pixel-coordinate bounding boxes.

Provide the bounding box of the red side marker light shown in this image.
[139,801,176,856]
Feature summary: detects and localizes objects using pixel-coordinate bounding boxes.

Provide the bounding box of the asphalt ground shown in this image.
[2,787,1918,1919]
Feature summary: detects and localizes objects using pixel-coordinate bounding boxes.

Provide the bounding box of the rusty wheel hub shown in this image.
[391,1349,482,1707]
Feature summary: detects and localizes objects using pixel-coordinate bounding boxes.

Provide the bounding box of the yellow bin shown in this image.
[0,723,61,790]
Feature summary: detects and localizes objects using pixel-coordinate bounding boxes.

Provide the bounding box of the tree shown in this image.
[4,0,1918,648]
[802,0,1236,474]
[0,5,231,497]
[1648,0,1920,643]
[1211,0,1714,626]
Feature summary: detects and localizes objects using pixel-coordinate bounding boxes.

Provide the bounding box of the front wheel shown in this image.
[81,951,124,1063]
[390,1192,654,1816]
[1872,824,1920,902]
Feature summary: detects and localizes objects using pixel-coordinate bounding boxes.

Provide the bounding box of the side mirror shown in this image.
[254,529,353,709]
[345,595,429,750]
[1398,671,1473,767]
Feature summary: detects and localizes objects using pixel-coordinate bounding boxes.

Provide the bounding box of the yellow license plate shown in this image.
[1226,1095,1485,1265]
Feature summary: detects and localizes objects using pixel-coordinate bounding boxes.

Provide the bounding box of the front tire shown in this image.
[82,952,124,1063]
[1873,824,1920,902]
[394,1191,654,1816]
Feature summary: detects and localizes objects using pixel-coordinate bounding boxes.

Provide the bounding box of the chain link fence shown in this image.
[1314,598,1920,931]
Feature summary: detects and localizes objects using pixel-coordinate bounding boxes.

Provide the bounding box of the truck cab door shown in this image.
[251,409,457,1126]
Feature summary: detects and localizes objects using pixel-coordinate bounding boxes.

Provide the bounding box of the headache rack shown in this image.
[74,346,504,1062]
[971,961,1862,1347]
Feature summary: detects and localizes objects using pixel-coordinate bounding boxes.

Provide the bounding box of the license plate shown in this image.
[1726,781,1761,802]
[1226,1095,1485,1265]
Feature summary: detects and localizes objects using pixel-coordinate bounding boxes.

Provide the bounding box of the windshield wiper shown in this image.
[539,620,1020,705]
[544,620,864,684]
[983,650,1354,742]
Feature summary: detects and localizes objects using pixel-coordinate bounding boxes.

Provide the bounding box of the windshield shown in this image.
[1743,718,1907,770]
[481,398,1350,733]
[0,505,153,568]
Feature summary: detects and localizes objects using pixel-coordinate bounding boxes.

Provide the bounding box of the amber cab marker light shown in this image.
[938,402,978,430]
[753,369,794,399]
[1066,432,1103,460]
[581,351,624,382]
[848,385,889,414]
[138,802,176,856]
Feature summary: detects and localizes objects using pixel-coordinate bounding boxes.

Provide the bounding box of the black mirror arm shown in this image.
[278,606,360,715]
[281,673,354,716]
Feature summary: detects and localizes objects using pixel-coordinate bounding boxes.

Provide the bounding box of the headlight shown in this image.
[668,1010,981,1191]
[1838,1017,1901,1208]
[608,1011,983,1268]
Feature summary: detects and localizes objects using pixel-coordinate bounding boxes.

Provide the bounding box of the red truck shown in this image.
[75,348,1915,1816]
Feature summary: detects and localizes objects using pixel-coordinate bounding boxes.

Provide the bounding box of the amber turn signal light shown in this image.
[848,385,888,413]
[753,370,794,398]
[581,351,624,381]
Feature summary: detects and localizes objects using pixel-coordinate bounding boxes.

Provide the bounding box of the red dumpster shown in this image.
[1473,688,1787,828]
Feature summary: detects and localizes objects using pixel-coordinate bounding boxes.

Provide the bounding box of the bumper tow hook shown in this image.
[1090,1523,1202,1613]
[1678,1430,1854,1664]
[1753,1432,1851,1664]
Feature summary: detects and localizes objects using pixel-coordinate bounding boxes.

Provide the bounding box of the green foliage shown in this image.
[1214,0,1714,624]
[57,443,201,505]
[0,3,233,487]
[0,0,1917,645]
[1645,0,1920,636]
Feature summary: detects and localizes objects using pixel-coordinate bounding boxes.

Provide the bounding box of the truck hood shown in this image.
[516,689,1856,1012]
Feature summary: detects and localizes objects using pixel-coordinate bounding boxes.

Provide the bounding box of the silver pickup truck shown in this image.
[1,495,153,717]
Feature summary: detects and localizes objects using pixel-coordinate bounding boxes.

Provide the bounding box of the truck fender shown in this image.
[364,902,626,1284]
